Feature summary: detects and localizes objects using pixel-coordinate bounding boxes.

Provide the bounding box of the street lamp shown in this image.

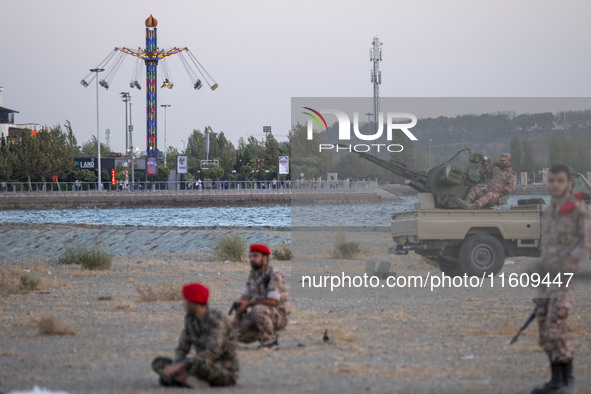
[90,68,105,190]
[161,104,170,163]
[120,92,131,154]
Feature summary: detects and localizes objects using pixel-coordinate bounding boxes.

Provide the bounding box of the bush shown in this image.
[19,272,40,291]
[332,242,361,259]
[135,284,182,302]
[59,246,112,270]
[38,316,77,336]
[273,248,292,261]
[215,235,247,262]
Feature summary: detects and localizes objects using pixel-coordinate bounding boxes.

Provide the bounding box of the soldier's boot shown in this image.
[531,361,562,394]
[555,361,574,394]
[151,357,185,387]
[262,333,279,350]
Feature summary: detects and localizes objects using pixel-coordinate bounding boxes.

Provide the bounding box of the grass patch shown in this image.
[273,247,292,261]
[331,232,361,259]
[115,300,136,310]
[38,316,77,336]
[215,234,247,262]
[59,246,112,270]
[19,272,40,291]
[0,270,21,295]
[135,284,182,302]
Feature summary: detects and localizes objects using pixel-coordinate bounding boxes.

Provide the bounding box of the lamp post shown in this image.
[90,68,105,190]
[120,92,131,153]
[129,101,135,188]
[160,104,170,163]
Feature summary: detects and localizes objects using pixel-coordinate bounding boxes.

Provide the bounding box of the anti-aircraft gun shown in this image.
[345,147,551,276]
[349,147,491,209]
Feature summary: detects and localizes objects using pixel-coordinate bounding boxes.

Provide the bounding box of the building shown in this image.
[0,87,42,143]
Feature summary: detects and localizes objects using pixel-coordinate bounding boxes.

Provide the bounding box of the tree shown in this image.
[11,131,43,189]
[166,146,180,170]
[288,123,332,179]
[264,133,281,170]
[510,136,522,174]
[521,138,538,180]
[81,135,111,157]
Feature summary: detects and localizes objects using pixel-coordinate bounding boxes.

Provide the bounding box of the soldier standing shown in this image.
[530,164,591,394]
[151,283,239,388]
[457,153,517,209]
[233,243,290,349]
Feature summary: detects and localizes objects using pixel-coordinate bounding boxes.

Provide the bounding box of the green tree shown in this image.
[11,131,43,189]
[166,146,180,170]
[521,138,538,181]
[81,135,111,157]
[510,136,522,174]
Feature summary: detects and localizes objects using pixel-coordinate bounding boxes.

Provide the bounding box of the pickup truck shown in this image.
[390,173,591,276]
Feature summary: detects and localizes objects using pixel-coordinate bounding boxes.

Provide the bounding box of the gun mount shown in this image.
[348,147,491,209]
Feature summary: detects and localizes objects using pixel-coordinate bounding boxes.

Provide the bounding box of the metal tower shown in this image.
[369,37,382,131]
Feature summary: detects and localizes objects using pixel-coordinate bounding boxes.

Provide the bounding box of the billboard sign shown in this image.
[147,157,157,175]
[177,155,188,174]
[278,156,289,175]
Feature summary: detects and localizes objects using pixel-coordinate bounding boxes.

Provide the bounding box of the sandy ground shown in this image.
[1,227,591,394]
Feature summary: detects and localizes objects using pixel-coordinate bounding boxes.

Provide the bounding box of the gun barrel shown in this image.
[340,146,429,192]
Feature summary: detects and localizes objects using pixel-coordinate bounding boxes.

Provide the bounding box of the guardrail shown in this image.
[0,180,378,195]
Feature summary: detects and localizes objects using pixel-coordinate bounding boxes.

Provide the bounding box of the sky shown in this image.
[1,0,591,154]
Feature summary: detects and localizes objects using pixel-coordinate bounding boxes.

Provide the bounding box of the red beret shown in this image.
[250,243,271,255]
[182,283,209,304]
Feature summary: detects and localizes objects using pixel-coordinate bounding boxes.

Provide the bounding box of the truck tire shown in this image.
[458,234,505,276]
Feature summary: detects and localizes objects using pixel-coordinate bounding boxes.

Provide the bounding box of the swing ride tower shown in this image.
[81,15,218,159]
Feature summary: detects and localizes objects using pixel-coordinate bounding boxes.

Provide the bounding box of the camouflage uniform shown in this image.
[237,265,290,345]
[152,308,238,386]
[466,165,517,208]
[536,192,591,363]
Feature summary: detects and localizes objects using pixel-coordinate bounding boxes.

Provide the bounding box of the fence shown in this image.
[0,180,377,196]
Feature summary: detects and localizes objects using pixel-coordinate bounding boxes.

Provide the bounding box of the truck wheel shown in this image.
[459,234,505,276]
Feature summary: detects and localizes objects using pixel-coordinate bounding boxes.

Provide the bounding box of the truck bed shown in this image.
[391,207,541,242]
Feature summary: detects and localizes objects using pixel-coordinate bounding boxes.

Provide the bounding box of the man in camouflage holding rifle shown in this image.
[530,164,591,394]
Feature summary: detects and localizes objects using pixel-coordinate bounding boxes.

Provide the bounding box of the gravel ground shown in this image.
[0,225,590,394]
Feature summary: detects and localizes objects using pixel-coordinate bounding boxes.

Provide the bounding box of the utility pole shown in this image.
[90,67,105,190]
[160,104,170,163]
[369,37,382,132]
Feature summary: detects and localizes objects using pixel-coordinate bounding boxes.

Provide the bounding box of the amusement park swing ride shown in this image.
[80,14,218,163]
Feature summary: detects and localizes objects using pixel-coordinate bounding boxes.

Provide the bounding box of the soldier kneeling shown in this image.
[233,244,290,349]
[152,283,239,388]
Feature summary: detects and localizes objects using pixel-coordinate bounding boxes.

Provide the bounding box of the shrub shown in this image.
[332,241,361,259]
[38,316,77,336]
[59,246,112,270]
[19,272,40,291]
[273,248,292,261]
[215,235,247,262]
[135,284,182,302]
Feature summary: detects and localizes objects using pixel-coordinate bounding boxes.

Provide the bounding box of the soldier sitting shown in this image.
[151,283,239,388]
[457,153,517,209]
[233,243,290,349]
